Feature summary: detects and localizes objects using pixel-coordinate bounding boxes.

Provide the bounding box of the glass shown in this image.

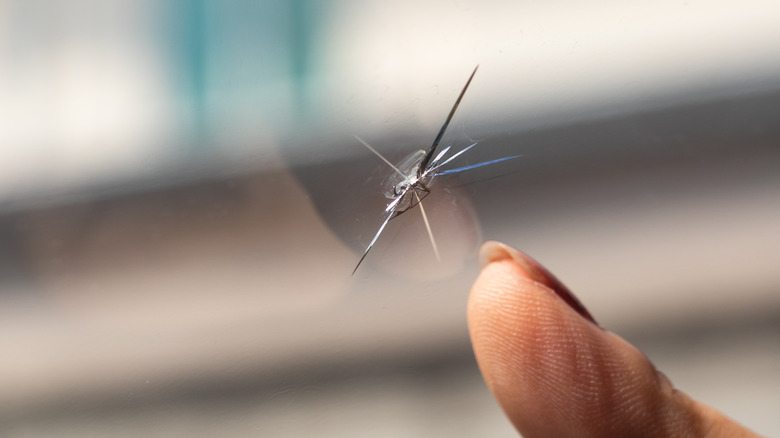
[1,1,779,436]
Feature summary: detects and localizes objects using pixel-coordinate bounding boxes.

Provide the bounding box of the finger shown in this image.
[468,241,761,438]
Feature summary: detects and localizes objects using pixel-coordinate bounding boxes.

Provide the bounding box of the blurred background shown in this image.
[1,0,780,436]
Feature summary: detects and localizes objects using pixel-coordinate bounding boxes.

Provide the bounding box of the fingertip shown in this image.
[468,256,664,436]
[477,241,596,323]
[468,242,756,437]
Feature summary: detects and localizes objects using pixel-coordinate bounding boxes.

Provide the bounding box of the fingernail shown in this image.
[479,241,598,324]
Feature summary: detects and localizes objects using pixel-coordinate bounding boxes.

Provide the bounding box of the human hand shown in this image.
[468,241,761,437]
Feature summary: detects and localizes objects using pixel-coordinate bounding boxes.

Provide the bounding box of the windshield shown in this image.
[2,1,780,436]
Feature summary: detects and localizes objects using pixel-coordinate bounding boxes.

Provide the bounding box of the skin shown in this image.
[468,241,763,438]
